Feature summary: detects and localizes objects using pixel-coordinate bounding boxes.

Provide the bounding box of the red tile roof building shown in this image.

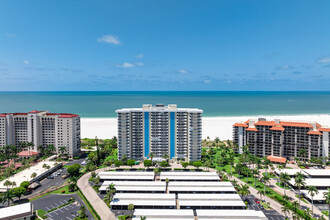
[0,110,80,157]
[233,118,330,160]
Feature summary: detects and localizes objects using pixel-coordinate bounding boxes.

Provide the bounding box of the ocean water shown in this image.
[0,91,330,118]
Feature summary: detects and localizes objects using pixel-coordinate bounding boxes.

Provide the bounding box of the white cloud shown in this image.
[23,60,30,65]
[178,69,189,74]
[276,65,294,70]
[204,80,211,83]
[317,57,330,64]
[135,62,144,66]
[136,54,144,58]
[114,62,135,68]
[97,35,121,45]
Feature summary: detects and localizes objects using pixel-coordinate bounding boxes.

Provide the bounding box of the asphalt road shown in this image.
[32,193,94,220]
[246,194,286,220]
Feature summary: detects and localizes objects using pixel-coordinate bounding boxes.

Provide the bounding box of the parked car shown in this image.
[255,198,260,204]
[47,175,54,179]
[62,174,70,179]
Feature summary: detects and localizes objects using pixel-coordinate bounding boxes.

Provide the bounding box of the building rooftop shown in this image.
[0,202,33,219]
[179,200,245,207]
[303,169,330,177]
[116,104,203,113]
[274,169,305,176]
[0,110,79,118]
[178,193,241,200]
[289,178,330,187]
[196,209,267,220]
[132,209,194,220]
[169,186,236,192]
[17,151,39,157]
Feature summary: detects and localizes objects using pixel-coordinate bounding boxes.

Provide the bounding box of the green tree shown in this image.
[261,175,270,195]
[323,188,330,220]
[306,185,318,216]
[31,172,37,179]
[114,160,122,167]
[292,200,300,212]
[294,172,306,205]
[257,189,265,201]
[10,186,26,202]
[193,161,202,169]
[4,180,12,189]
[238,184,250,201]
[20,181,29,189]
[79,206,87,218]
[143,160,152,168]
[1,190,14,206]
[279,172,291,196]
[127,159,136,168]
[128,203,134,218]
[160,160,169,167]
[67,163,81,177]
[148,152,154,162]
[281,205,290,219]
[181,162,189,169]
[298,148,308,161]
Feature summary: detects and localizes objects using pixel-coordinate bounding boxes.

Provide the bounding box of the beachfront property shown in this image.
[233,118,330,160]
[0,110,81,157]
[116,104,203,162]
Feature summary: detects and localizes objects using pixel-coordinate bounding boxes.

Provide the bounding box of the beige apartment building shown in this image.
[233,118,330,160]
[0,110,81,157]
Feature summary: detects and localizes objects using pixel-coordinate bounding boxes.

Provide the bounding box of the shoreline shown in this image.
[81,114,330,140]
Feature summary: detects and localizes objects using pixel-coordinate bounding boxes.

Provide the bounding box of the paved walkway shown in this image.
[77,167,116,220]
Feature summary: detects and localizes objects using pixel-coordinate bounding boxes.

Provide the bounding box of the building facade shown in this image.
[116,104,202,162]
[233,118,330,160]
[0,110,81,157]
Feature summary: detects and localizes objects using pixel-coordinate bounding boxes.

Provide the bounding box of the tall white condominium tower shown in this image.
[0,110,81,157]
[116,104,203,162]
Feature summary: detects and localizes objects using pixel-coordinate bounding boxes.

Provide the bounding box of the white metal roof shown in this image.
[111,199,176,206]
[169,186,236,192]
[160,176,220,180]
[114,193,175,200]
[98,171,154,176]
[179,200,245,207]
[196,209,267,219]
[161,172,218,176]
[132,209,194,220]
[178,193,241,200]
[289,178,330,187]
[99,175,154,180]
[0,202,32,219]
[168,181,232,187]
[114,186,166,192]
[303,169,330,176]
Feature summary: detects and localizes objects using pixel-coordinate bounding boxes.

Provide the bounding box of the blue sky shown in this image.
[0,0,330,91]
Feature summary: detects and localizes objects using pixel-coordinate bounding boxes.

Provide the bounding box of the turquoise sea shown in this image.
[0,91,330,118]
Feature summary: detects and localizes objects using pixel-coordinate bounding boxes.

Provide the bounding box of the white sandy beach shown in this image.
[81,114,330,141]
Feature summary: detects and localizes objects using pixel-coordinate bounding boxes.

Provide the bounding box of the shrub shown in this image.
[62,190,65,193]
[20,181,30,189]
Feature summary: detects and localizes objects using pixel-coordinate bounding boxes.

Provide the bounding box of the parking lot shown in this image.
[246,195,285,220]
[32,193,94,220]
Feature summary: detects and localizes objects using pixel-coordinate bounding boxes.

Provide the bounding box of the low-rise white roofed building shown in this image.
[132,209,194,220]
[196,209,267,220]
[0,202,33,220]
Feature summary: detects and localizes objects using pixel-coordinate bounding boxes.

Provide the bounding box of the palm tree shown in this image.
[231,179,238,188]
[261,175,270,195]
[128,203,134,218]
[307,185,318,216]
[292,200,300,213]
[4,180,12,189]
[1,190,14,206]
[59,146,67,156]
[252,168,260,188]
[31,172,37,179]
[162,153,169,162]
[257,189,265,201]
[106,183,116,201]
[140,216,147,220]
[263,157,272,176]
[298,148,308,162]
[148,152,154,162]
[281,205,290,219]
[238,184,250,201]
[228,152,235,177]
[280,172,291,195]
[323,188,330,220]
[48,144,56,155]
[294,172,306,205]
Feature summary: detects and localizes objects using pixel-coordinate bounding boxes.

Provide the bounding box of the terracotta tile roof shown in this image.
[307,130,322,135]
[246,127,258,132]
[270,126,285,131]
[29,110,41,113]
[233,123,248,127]
[17,151,39,157]
[267,155,286,163]
[319,128,330,132]
[255,121,275,126]
[58,114,79,118]
[0,114,6,117]
[280,121,313,128]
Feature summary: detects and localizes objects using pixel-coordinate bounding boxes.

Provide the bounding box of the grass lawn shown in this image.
[30,185,75,201]
[260,201,272,210]
[295,194,309,204]
[262,172,276,178]
[36,209,47,219]
[275,181,288,190]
